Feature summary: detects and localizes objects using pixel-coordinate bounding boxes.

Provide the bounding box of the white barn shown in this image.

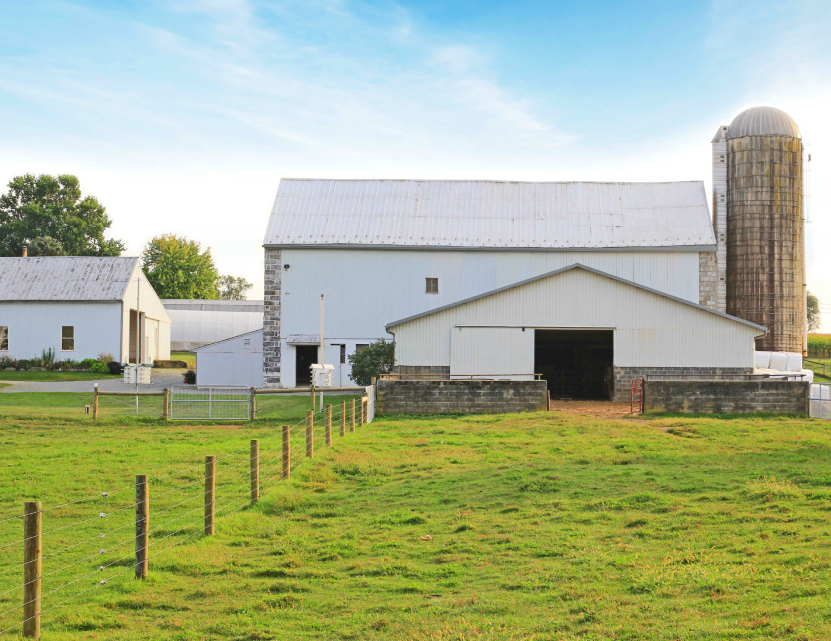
[387,265,764,400]
[262,179,726,392]
[0,257,171,364]
[162,299,264,351]
[193,329,263,388]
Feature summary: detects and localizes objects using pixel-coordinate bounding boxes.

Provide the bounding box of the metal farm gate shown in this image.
[809,383,831,419]
[170,385,250,420]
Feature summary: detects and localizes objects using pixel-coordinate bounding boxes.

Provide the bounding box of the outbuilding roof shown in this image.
[0,257,139,301]
[385,264,767,332]
[263,179,716,250]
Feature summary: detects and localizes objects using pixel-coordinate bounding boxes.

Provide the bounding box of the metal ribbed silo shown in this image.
[724,106,804,352]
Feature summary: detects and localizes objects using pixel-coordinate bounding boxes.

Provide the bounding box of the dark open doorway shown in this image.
[295,345,318,386]
[535,330,613,400]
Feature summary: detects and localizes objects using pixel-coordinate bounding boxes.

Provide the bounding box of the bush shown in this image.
[0,355,18,370]
[107,361,124,375]
[347,339,394,386]
[97,353,114,364]
[89,361,109,375]
[17,359,30,371]
[79,358,97,370]
[183,370,196,385]
[41,348,56,369]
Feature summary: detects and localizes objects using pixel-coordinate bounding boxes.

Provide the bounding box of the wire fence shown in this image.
[0,395,374,636]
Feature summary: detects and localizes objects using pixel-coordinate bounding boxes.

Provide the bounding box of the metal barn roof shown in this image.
[726,106,801,139]
[162,300,265,313]
[263,179,716,250]
[0,257,139,301]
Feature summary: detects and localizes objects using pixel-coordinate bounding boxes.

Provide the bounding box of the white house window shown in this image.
[426,277,439,294]
[61,326,75,351]
[0,326,7,351]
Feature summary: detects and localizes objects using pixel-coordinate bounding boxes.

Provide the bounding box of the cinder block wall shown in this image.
[377,380,548,415]
[613,367,753,402]
[645,380,808,414]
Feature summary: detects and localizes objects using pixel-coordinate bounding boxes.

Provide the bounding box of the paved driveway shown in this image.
[0,373,185,393]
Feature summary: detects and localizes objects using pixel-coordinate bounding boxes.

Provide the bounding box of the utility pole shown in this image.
[319,294,324,412]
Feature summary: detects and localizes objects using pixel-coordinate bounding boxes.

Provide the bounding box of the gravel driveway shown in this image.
[0,372,185,393]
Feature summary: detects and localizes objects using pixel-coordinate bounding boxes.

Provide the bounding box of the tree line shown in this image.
[0,173,251,300]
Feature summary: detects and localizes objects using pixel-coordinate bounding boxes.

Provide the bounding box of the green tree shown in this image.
[28,236,66,256]
[0,174,124,257]
[347,339,395,386]
[141,235,220,299]
[807,291,820,332]
[218,275,253,300]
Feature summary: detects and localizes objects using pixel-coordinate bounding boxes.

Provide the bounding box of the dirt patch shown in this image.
[548,400,637,419]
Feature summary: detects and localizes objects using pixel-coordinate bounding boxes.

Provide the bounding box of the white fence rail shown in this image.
[809,383,831,419]
[170,385,251,420]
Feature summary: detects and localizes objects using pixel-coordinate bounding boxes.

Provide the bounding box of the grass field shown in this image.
[0,371,121,382]
[171,352,196,367]
[0,405,829,639]
[804,358,831,384]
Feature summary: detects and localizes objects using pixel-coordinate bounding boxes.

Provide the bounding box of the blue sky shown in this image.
[2,0,830,323]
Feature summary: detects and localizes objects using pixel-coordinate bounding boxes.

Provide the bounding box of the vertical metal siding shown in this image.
[392,269,760,369]
[281,249,700,340]
[450,327,534,376]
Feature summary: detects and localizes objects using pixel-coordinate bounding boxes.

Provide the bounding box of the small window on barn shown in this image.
[61,326,74,351]
[333,344,346,363]
[356,344,369,353]
[425,277,438,294]
[0,326,7,351]
[243,338,251,349]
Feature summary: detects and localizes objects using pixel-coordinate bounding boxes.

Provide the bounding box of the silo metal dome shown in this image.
[726,106,801,139]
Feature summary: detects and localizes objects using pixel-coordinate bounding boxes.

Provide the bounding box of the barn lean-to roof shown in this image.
[0,257,139,301]
[263,179,716,250]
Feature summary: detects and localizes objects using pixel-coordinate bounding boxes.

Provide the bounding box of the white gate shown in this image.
[170,385,250,420]
[366,385,375,423]
[809,384,831,419]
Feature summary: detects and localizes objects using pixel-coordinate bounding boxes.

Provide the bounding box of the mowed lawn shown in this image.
[0,408,830,639]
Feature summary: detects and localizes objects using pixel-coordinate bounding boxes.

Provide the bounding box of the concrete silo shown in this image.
[712,106,805,353]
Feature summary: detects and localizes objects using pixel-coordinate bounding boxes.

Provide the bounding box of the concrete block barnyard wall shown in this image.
[645,380,808,414]
[377,380,548,415]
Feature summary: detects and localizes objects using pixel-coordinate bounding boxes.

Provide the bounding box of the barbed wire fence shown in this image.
[0,393,374,638]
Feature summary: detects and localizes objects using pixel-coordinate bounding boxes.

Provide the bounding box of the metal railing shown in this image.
[809,383,831,419]
[170,385,251,421]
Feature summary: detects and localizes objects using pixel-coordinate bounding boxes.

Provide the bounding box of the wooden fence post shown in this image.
[310,382,316,413]
[250,390,257,421]
[306,411,314,458]
[23,501,41,639]
[282,425,291,479]
[93,384,99,419]
[325,404,332,446]
[135,475,149,579]
[250,440,259,504]
[350,398,356,433]
[340,401,346,437]
[204,456,216,536]
[162,388,170,421]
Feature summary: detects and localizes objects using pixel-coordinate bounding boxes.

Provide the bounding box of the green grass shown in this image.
[0,382,9,390]
[0,410,830,639]
[804,358,831,383]
[0,371,121,382]
[171,351,196,367]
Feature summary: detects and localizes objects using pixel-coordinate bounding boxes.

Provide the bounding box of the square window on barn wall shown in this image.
[61,326,74,351]
[425,277,438,294]
[356,344,369,353]
[0,326,7,351]
[334,344,346,364]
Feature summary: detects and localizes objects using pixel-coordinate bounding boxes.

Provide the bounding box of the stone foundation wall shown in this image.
[263,248,282,387]
[377,380,548,415]
[699,251,717,309]
[645,380,808,415]
[613,366,753,402]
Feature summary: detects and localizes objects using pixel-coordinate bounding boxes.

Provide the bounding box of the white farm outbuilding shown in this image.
[162,299,264,351]
[386,264,765,400]
[0,257,170,364]
[193,329,263,388]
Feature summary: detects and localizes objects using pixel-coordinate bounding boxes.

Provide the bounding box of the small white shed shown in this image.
[0,256,170,363]
[193,329,263,388]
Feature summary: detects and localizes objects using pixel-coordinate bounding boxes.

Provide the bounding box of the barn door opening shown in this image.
[295,345,318,387]
[535,330,613,400]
